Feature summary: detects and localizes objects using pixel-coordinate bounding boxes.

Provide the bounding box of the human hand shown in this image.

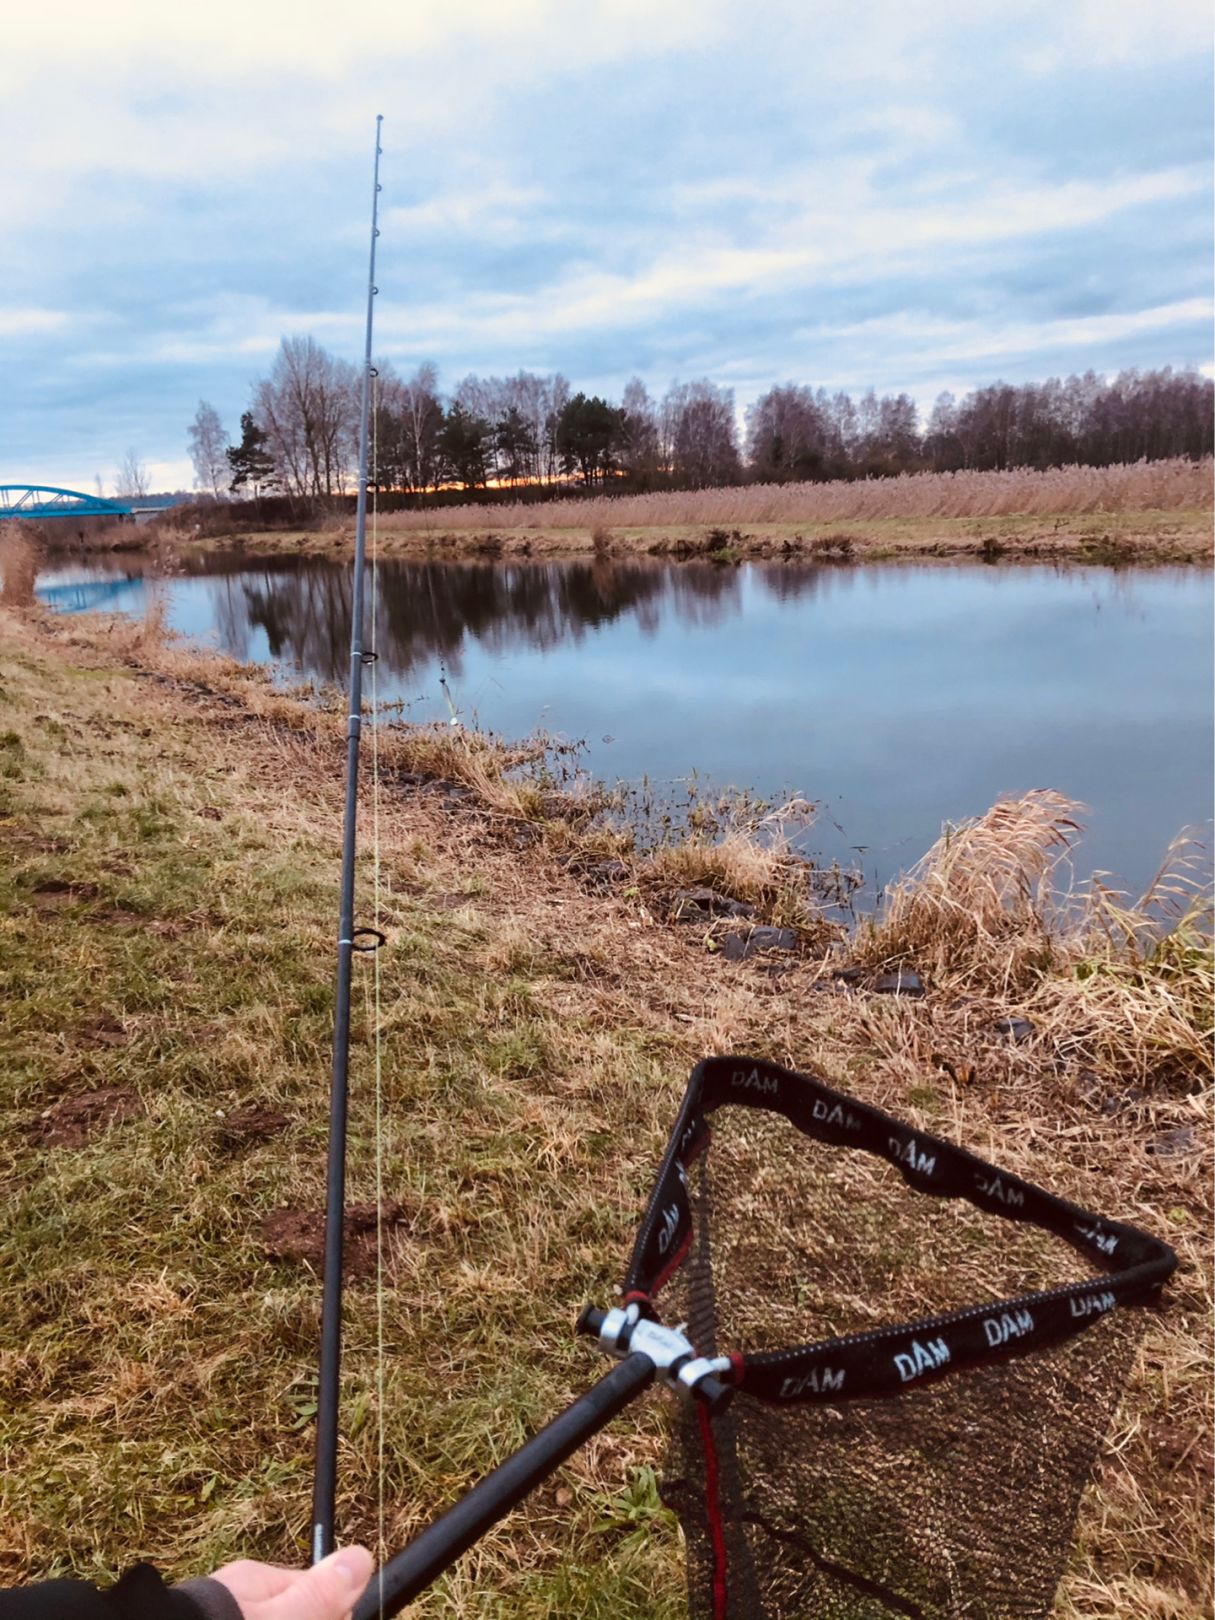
[210,1547,374,1620]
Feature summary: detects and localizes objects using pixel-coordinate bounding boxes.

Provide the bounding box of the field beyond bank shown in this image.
[123,457,1215,567]
[0,602,1210,1618]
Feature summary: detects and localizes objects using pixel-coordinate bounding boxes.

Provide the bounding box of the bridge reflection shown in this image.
[36,575,144,613]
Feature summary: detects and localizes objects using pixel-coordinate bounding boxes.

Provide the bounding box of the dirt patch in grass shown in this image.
[79,1015,131,1048]
[32,1088,144,1148]
[217,1102,291,1150]
[261,1201,406,1279]
[4,831,70,854]
[427,891,480,912]
[94,907,190,935]
[31,879,101,908]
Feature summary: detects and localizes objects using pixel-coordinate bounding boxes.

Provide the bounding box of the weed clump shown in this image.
[809,532,856,560]
[865,790,1212,1093]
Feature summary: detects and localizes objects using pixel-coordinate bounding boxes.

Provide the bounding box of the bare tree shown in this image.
[187,400,229,498]
[746,385,831,481]
[400,363,445,493]
[665,380,741,488]
[621,378,661,480]
[254,336,358,498]
[541,374,571,483]
[114,449,150,499]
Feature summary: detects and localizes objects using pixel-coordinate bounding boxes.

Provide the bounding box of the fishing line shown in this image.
[369,367,387,1616]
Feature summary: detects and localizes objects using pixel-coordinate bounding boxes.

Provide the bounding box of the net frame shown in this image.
[625,1056,1176,1401]
[623,1056,1177,1620]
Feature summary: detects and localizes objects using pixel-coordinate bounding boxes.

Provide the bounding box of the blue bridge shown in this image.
[0,485,133,521]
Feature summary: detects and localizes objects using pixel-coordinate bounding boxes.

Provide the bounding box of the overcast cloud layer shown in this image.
[1,0,1211,492]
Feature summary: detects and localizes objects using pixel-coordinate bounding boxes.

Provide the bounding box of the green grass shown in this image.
[0,628,684,1613]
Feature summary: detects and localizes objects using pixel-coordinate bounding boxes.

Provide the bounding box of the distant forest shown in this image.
[192,339,1214,504]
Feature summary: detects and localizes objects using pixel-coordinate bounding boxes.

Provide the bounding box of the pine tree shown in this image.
[226,412,278,496]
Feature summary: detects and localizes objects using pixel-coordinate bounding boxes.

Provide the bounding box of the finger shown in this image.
[211,1559,300,1602]
[265,1546,374,1620]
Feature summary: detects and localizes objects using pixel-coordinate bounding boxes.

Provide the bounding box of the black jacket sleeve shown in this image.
[0,1563,241,1620]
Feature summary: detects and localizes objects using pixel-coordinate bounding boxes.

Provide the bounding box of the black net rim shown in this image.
[625,1056,1176,1403]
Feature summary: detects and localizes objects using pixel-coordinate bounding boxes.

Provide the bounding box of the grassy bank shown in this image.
[0,602,1210,1617]
[183,504,1213,568]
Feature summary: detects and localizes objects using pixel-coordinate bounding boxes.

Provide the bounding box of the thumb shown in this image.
[266,1546,374,1620]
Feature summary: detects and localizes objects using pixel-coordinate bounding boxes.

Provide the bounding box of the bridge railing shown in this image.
[0,485,134,520]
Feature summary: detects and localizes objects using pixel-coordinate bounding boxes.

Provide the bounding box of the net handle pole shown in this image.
[351,1352,655,1620]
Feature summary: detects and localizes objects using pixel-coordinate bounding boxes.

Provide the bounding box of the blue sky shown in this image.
[1,0,1211,493]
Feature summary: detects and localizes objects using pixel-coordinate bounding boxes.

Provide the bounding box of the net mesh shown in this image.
[656,1101,1146,1620]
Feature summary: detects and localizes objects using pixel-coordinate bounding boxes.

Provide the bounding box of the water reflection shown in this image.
[33,549,1213,900]
[200,556,852,682]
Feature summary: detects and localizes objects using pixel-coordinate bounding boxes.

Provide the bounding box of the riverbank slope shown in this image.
[189,502,1213,567]
[0,605,1209,1617]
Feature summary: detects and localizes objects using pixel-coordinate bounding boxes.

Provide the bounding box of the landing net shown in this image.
[625,1057,1175,1620]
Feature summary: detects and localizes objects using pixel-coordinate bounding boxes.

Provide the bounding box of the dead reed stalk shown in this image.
[0,523,39,607]
[868,791,1212,1092]
[376,459,1213,536]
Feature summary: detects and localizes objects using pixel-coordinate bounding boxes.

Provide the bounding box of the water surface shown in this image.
[36,553,1213,898]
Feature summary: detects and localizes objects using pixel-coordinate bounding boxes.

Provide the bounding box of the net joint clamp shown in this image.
[579,1303,735,1411]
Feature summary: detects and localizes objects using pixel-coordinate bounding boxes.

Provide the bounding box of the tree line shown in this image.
[187,336,1214,502]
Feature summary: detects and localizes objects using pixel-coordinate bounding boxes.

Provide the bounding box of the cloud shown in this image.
[793,298,1215,372]
[1027,0,1211,67]
[0,0,1209,485]
[365,166,1207,355]
[0,307,72,338]
[382,187,562,245]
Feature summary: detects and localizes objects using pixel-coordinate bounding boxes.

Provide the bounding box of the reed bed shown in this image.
[377,458,1212,535]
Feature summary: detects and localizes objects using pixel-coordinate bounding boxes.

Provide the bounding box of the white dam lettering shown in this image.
[889,1135,936,1177]
[779,1366,845,1398]
[812,1098,861,1131]
[975,1171,1024,1207]
[732,1066,778,1096]
[1076,1221,1118,1256]
[1070,1291,1116,1319]
[983,1308,1035,1347]
[894,1337,951,1382]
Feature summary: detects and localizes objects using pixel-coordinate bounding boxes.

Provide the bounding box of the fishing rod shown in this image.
[312,112,385,1565]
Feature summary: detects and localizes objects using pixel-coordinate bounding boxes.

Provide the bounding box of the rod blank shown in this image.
[311,113,385,1566]
[352,1354,656,1619]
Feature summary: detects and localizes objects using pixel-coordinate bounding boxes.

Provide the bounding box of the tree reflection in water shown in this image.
[200,556,840,684]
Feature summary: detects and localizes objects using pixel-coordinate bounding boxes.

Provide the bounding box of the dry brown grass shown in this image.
[377,458,1212,535]
[865,791,1212,1094]
[637,797,844,938]
[0,523,39,606]
[866,788,1084,991]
